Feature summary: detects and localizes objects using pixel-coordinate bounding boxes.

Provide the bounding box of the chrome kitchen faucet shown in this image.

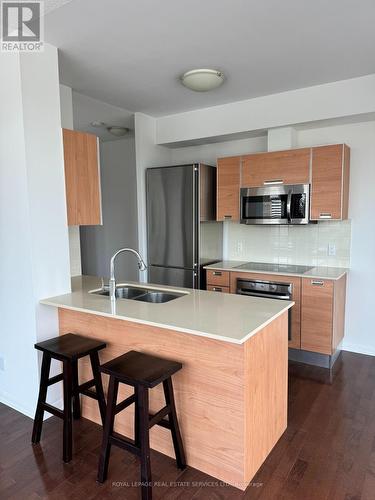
[109,248,147,301]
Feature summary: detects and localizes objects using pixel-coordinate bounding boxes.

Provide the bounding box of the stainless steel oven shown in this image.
[237,278,292,339]
[240,183,310,225]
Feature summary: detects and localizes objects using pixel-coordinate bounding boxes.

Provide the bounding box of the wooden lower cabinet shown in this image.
[301,278,333,354]
[206,269,230,287]
[206,269,347,355]
[301,275,346,355]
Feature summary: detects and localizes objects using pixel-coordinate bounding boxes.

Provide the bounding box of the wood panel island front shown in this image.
[41,276,293,491]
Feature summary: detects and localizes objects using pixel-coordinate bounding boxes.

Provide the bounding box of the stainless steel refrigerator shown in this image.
[146,164,222,289]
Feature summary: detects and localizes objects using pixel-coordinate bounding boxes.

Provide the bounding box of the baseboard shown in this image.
[0,392,35,419]
[0,392,63,420]
[288,346,342,369]
[342,342,375,357]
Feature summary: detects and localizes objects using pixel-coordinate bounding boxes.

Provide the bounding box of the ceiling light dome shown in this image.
[107,126,129,137]
[181,68,224,92]
[90,121,130,137]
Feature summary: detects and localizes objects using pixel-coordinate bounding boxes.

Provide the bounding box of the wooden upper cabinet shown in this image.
[63,128,102,226]
[241,148,311,187]
[301,278,334,355]
[310,144,350,221]
[216,156,241,221]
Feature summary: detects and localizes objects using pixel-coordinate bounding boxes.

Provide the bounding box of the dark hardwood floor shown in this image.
[1,351,375,499]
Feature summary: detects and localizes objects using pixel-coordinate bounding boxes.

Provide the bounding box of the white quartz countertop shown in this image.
[204,261,348,280]
[40,276,293,345]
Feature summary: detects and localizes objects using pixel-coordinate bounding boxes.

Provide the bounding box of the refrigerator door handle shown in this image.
[193,165,200,283]
[193,270,198,289]
[192,165,197,274]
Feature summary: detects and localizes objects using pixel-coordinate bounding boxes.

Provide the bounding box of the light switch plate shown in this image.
[328,243,336,256]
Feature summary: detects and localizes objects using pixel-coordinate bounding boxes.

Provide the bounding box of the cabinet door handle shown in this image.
[311,280,324,286]
[212,287,222,292]
[263,179,283,185]
[213,271,222,276]
[224,215,232,219]
[319,213,332,219]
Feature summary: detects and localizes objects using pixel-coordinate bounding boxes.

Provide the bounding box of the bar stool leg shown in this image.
[63,359,73,463]
[97,376,119,483]
[163,378,186,470]
[72,359,81,420]
[138,385,152,500]
[32,353,51,444]
[134,386,140,447]
[90,351,107,425]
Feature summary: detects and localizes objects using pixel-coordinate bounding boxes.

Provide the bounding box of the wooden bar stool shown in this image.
[97,350,186,500]
[31,333,107,463]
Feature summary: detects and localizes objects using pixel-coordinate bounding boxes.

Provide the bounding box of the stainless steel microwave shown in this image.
[240,184,310,225]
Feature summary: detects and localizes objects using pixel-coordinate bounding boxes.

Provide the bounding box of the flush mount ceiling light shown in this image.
[181,68,224,92]
[90,121,129,136]
[107,126,129,137]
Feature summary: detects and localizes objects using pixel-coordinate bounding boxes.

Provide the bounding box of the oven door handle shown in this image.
[287,189,292,223]
[237,290,291,300]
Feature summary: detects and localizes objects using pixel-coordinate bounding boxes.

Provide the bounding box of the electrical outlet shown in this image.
[237,241,244,254]
[0,356,5,371]
[328,243,336,256]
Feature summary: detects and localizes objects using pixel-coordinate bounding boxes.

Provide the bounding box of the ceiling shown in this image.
[43,0,375,117]
[72,91,134,141]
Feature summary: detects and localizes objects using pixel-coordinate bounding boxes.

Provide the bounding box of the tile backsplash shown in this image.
[226,220,351,268]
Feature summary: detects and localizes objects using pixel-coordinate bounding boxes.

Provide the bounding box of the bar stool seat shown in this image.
[97,350,186,500]
[34,333,106,360]
[32,333,107,463]
[100,350,182,387]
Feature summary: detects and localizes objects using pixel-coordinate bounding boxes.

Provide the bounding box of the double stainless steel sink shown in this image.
[89,285,184,303]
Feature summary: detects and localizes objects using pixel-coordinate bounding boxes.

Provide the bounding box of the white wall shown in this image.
[156,74,375,145]
[60,84,82,276]
[0,54,38,416]
[0,46,71,417]
[169,135,267,165]
[60,84,74,128]
[296,121,375,356]
[268,126,297,151]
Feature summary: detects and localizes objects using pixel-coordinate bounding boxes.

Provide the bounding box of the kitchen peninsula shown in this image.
[41,276,293,490]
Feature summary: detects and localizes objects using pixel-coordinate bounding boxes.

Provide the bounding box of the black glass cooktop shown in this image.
[235,262,314,274]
